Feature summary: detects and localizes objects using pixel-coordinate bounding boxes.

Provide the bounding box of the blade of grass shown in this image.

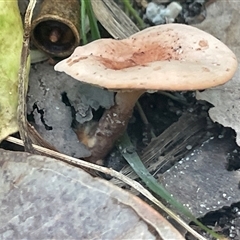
[117,132,224,240]
[80,0,87,44]
[84,0,101,41]
[122,0,145,29]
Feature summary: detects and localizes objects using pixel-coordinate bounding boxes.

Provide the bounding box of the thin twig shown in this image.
[6,135,207,240]
[17,0,36,152]
[136,101,156,138]
[136,101,149,125]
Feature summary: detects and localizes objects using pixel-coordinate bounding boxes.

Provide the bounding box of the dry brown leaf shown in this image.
[0,149,184,239]
[27,62,114,158]
[91,0,139,39]
[194,0,240,145]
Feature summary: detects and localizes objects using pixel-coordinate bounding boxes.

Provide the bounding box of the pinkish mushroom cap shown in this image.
[55,24,238,91]
[54,24,238,163]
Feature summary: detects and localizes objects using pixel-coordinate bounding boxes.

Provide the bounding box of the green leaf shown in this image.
[0,0,23,141]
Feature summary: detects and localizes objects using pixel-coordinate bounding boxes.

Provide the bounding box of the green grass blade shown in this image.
[84,0,101,41]
[122,0,145,29]
[80,0,88,44]
[117,132,223,239]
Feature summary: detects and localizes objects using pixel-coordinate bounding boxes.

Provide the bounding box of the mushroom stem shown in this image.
[85,90,145,163]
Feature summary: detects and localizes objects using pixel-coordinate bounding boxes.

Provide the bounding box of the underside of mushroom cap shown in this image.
[55,24,238,91]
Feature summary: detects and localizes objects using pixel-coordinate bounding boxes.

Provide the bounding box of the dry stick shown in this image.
[17,0,36,152]
[5,135,207,240]
[135,101,149,126]
[135,101,156,139]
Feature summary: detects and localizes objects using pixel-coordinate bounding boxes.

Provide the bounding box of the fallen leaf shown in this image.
[161,136,240,219]
[27,62,114,158]
[0,149,184,239]
[0,1,23,141]
[194,0,240,145]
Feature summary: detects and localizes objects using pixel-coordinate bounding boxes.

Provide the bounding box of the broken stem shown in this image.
[85,90,144,163]
[17,0,36,152]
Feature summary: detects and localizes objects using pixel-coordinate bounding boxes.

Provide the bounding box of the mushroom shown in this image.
[54,23,238,164]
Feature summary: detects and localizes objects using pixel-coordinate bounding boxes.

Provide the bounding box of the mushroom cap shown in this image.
[54,24,238,91]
